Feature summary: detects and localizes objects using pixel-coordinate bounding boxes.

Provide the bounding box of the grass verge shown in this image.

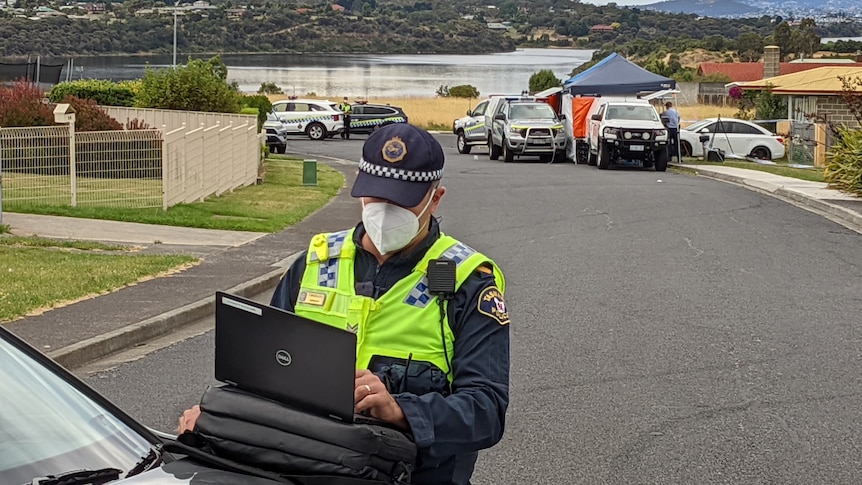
[0,237,198,323]
[680,159,826,183]
[6,157,345,232]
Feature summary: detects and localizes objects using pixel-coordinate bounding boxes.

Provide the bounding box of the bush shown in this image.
[529,69,561,93]
[258,82,283,95]
[824,126,862,197]
[134,55,239,113]
[0,80,54,127]
[47,79,138,107]
[55,96,123,132]
[436,84,480,98]
[239,94,273,131]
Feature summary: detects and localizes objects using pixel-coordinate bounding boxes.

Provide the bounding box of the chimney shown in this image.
[764,45,780,79]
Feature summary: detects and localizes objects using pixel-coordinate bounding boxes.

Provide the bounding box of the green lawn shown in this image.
[679,158,826,183]
[0,236,197,323]
[4,157,345,232]
[0,157,344,323]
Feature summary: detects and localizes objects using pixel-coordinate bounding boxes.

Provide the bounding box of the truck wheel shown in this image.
[597,143,611,170]
[502,139,514,163]
[654,148,668,172]
[457,133,471,154]
[489,137,500,160]
[588,151,597,166]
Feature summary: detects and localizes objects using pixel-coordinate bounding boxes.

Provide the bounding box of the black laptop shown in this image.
[213,291,358,422]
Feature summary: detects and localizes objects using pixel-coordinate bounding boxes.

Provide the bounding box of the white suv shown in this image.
[271,99,344,140]
[588,100,669,171]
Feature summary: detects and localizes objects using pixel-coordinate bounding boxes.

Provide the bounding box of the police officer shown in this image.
[339,96,352,140]
[178,123,511,485]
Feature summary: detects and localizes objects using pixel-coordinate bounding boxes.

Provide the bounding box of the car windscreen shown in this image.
[508,104,557,120]
[683,120,713,132]
[0,334,153,484]
[605,106,660,122]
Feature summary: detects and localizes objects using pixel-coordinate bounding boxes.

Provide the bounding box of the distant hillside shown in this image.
[641,0,759,17]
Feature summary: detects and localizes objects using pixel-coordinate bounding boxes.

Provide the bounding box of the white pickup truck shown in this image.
[587,100,669,171]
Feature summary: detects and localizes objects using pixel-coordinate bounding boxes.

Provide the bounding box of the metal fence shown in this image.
[1,108,261,212]
[1,126,164,209]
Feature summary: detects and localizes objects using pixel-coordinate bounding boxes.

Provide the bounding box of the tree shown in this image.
[793,18,820,58]
[529,69,560,93]
[772,22,792,60]
[737,32,765,62]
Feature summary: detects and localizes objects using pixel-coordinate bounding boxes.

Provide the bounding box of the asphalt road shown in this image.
[81,133,862,484]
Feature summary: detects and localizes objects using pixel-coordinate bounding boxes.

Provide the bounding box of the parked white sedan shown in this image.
[679,118,786,160]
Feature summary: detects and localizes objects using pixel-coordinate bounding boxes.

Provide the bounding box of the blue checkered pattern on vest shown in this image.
[315,230,350,288]
[403,242,477,308]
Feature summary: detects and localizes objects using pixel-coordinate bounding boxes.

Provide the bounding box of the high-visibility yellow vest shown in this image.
[293,228,505,382]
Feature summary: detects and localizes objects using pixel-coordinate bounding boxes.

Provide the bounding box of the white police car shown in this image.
[453,99,490,154]
[271,99,344,140]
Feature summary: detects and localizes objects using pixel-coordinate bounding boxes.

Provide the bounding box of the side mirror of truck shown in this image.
[494,113,506,121]
[591,114,602,121]
[558,114,566,121]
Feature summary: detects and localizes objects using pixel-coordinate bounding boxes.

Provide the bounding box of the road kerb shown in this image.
[50,267,287,370]
[672,164,862,233]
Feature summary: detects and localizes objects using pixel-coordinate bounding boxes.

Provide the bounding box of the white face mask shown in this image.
[362,191,435,255]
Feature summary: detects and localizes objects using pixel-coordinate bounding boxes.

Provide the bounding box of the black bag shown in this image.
[187,385,417,484]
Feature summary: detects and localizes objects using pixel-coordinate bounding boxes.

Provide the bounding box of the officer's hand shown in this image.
[354,369,409,430]
[176,405,201,434]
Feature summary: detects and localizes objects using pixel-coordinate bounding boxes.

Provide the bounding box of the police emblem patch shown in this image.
[382,136,407,163]
[477,286,509,325]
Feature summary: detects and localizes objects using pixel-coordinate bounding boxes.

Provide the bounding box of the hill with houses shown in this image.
[0,0,860,63]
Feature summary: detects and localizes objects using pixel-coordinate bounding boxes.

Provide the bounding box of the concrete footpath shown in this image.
[2,161,861,370]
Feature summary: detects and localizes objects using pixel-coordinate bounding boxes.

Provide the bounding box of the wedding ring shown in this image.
[364,384,372,394]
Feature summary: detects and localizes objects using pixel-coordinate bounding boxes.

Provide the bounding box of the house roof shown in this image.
[697,63,763,82]
[731,66,862,95]
[698,61,862,83]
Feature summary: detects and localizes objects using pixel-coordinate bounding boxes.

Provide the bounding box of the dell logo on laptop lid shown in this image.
[275,350,292,367]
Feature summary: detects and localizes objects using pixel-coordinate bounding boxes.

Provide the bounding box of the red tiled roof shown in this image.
[697,63,763,82]
[698,61,862,82]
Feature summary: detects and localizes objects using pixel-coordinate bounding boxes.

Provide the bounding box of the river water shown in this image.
[66,48,594,98]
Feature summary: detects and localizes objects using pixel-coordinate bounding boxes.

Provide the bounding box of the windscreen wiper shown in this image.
[124,445,164,478]
[27,467,121,485]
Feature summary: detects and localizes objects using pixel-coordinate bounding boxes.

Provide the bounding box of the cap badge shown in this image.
[382,136,407,163]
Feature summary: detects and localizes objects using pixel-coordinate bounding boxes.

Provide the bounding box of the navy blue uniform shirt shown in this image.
[270,218,510,485]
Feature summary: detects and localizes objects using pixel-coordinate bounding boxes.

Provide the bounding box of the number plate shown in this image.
[531,139,551,145]
[629,145,645,151]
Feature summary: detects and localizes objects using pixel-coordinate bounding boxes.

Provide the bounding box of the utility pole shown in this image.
[172,0,180,68]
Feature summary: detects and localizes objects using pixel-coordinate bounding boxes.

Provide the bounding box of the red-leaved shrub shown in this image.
[57,95,123,132]
[0,79,53,127]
